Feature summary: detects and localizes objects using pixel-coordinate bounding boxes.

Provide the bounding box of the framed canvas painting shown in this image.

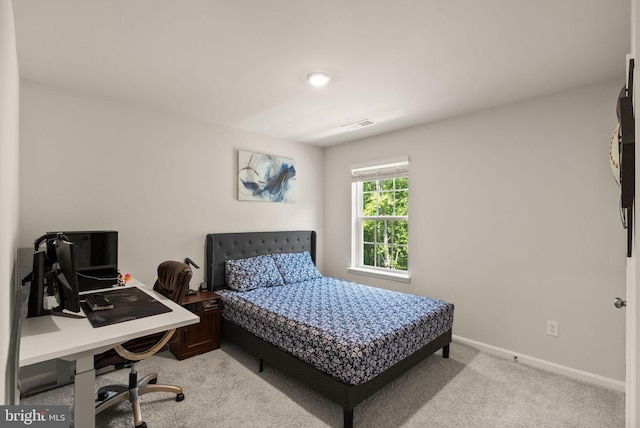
[238,150,296,202]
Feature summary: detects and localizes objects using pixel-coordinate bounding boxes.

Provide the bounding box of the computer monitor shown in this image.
[53,238,81,313]
[49,230,118,291]
[26,250,48,318]
[24,234,82,318]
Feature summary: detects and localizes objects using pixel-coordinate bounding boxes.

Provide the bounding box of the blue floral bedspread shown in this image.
[218,277,454,385]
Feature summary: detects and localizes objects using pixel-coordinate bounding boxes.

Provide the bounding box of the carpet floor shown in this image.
[21,341,625,427]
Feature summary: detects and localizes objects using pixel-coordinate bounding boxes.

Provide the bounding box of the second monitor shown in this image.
[49,230,119,291]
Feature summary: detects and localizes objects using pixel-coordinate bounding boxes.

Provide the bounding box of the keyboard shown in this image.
[85,293,114,311]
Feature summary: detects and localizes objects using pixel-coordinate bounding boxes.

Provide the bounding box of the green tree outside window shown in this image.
[360,177,408,271]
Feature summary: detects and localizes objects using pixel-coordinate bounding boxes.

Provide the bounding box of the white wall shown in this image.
[324,79,627,381]
[16,53,625,384]
[0,0,20,404]
[18,81,324,288]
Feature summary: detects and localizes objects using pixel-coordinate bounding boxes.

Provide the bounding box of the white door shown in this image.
[629,38,640,425]
[626,44,638,427]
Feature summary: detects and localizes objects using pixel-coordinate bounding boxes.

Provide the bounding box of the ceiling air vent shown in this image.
[341,119,376,132]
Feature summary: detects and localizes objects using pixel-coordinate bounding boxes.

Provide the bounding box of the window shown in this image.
[350,157,409,282]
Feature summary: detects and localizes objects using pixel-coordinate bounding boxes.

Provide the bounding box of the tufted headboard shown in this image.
[205,231,316,291]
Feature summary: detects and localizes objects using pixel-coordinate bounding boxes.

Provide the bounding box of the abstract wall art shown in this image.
[238,150,296,202]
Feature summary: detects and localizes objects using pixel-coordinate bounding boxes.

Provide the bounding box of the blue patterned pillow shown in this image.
[271,251,322,284]
[225,255,284,292]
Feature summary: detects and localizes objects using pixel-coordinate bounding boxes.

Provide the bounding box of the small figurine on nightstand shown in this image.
[117,272,131,286]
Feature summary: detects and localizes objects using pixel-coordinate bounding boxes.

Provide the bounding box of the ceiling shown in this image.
[12,0,631,147]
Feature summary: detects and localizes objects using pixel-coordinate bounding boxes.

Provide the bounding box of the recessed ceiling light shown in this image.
[306,72,331,87]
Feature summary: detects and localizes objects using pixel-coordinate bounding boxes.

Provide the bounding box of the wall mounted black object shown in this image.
[618,59,635,257]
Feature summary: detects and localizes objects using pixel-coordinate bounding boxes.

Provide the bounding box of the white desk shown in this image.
[19,279,199,428]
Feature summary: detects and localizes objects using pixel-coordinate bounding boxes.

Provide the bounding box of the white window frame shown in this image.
[349,156,410,283]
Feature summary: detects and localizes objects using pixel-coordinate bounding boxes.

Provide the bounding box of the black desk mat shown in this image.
[82,287,172,328]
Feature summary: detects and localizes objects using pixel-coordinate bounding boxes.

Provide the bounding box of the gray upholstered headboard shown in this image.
[205,231,316,291]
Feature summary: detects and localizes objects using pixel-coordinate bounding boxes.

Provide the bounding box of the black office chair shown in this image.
[94,261,193,428]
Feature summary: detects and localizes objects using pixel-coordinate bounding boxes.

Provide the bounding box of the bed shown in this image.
[205,231,453,427]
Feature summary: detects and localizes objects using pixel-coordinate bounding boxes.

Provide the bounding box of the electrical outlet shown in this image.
[546,320,559,337]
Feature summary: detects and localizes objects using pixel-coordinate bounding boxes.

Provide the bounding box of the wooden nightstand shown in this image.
[169,290,221,360]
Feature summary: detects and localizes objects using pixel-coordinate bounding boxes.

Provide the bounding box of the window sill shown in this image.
[347,267,411,284]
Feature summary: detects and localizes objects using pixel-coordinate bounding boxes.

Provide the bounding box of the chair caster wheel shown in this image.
[96,392,109,401]
[135,422,147,428]
[176,393,185,402]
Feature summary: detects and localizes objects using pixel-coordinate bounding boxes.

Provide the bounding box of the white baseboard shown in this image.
[452,335,625,393]
[20,372,58,394]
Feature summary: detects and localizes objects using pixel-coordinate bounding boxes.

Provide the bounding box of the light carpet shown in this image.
[21,341,624,427]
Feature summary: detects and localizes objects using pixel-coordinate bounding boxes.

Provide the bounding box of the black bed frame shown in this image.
[205,231,452,428]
